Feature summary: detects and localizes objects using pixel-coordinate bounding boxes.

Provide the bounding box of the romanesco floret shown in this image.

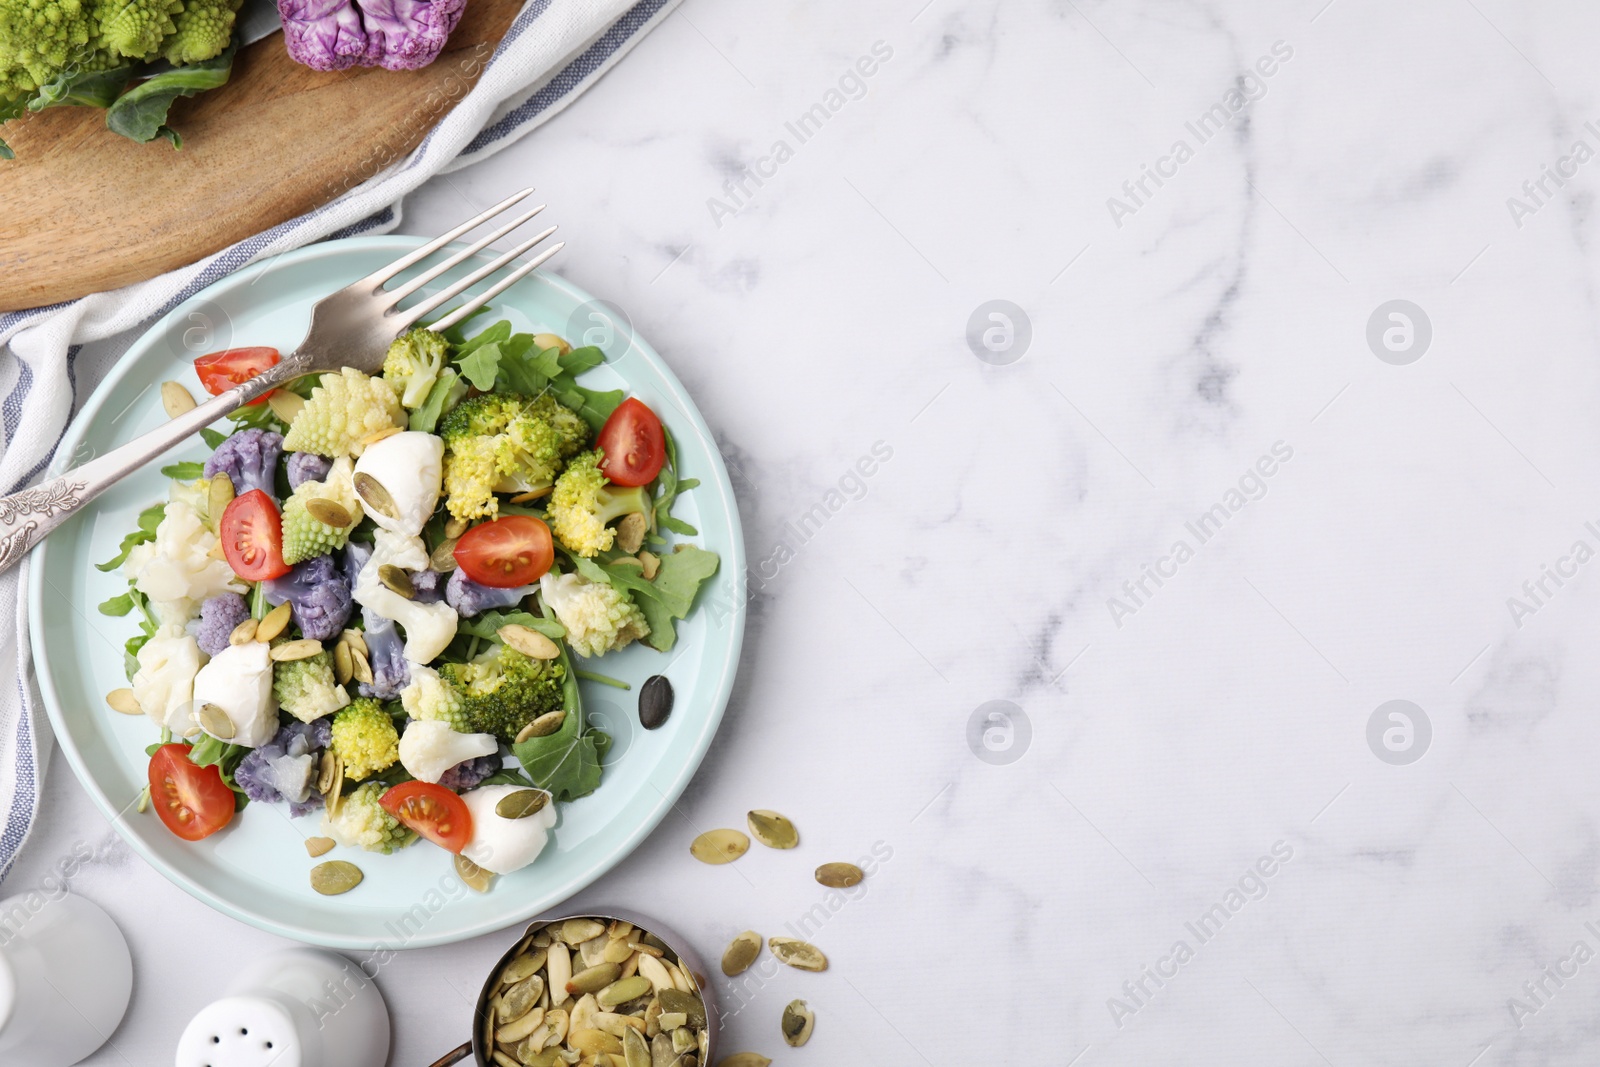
[381,327,451,408]
[279,455,364,565]
[538,571,650,658]
[159,0,239,64]
[94,0,180,59]
[330,697,399,781]
[400,664,470,732]
[438,393,586,521]
[325,781,415,854]
[273,650,351,724]
[545,451,651,557]
[282,368,403,458]
[0,0,93,91]
[437,642,565,744]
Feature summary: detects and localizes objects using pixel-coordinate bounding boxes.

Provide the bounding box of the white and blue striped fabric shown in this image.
[0,0,678,884]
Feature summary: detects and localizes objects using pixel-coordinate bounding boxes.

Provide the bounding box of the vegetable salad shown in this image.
[99,313,719,884]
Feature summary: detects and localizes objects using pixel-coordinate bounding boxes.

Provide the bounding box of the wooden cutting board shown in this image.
[0,0,522,313]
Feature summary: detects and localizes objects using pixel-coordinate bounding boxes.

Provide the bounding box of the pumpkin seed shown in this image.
[362,425,402,447]
[571,1029,623,1056]
[353,471,400,520]
[638,551,660,580]
[815,861,863,888]
[714,1055,771,1067]
[318,750,343,798]
[332,638,354,684]
[160,380,196,417]
[378,563,414,598]
[598,976,654,1010]
[208,473,235,521]
[500,949,547,986]
[304,836,335,858]
[516,1048,561,1067]
[255,601,292,642]
[720,931,761,977]
[615,513,648,554]
[634,953,671,994]
[532,333,572,354]
[351,645,374,686]
[305,497,353,528]
[341,628,368,657]
[608,920,634,941]
[567,963,621,996]
[768,937,827,972]
[499,974,545,1022]
[228,616,259,646]
[623,1027,650,1067]
[270,638,324,662]
[639,676,673,730]
[455,852,494,893]
[490,1050,519,1067]
[499,624,560,660]
[746,810,798,850]
[430,537,460,572]
[198,702,235,739]
[656,988,705,1029]
[508,487,552,503]
[658,1012,688,1031]
[781,999,814,1047]
[105,688,141,715]
[561,918,607,944]
[672,1027,697,1055]
[445,516,469,538]
[495,1005,545,1044]
[689,829,748,865]
[494,789,550,820]
[700,1030,710,1064]
[651,1034,678,1067]
[267,390,305,424]
[547,942,572,1005]
[310,860,363,895]
[603,936,635,965]
[543,1007,570,1045]
[515,710,566,743]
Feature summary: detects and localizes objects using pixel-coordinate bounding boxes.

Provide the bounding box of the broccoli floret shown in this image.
[282,368,403,458]
[528,393,590,459]
[437,642,565,745]
[285,451,333,490]
[273,650,351,723]
[195,592,248,656]
[358,607,410,700]
[94,0,180,58]
[399,663,470,732]
[330,697,399,781]
[204,428,284,500]
[438,393,584,521]
[381,327,451,408]
[279,456,364,565]
[538,571,649,658]
[546,451,651,557]
[159,0,238,64]
[324,781,415,854]
[262,551,355,641]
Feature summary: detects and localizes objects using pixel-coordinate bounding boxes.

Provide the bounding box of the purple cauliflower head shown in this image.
[411,568,444,604]
[279,0,468,72]
[436,754,501,792]
[357,607,410,700]
[234,718,334,818]
[205,429,284,499]
[445,568,533,617]
[196,592,249,656]
[286,451,334,491]
[263,552,354,641]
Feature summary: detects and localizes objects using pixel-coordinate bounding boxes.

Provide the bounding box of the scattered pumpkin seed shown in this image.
[496,789,551,820]
[768,937,827,972]
[598,976,654,1010]
[352,471,400,521]
[317,750,342,797]
[454,852,494,893]
[270,638,324,662]
[255,601,292,642]
[445,516,469,538]
[567,963,621,995]
[341,628,368,657]
[715,1054,771,1067]
[720,931,762,977]
[350,646,374,686]
[228,616,259,646]
[690,828,749,865]
[332,639,354,685]
[378,563,415,598]
[815,861,864,888]
[267,390,305,424]
[160,380,196,417]
[430,537,459,572]
[305,498,353,528]
[637,551,660,580]
[781,1000,814,1047]
[615,513,648,554]
[533,332,571,354]
[746,810,798,850]
[105,688,141,715]
[509,487,552,503]
[304,836,335,858]
[208,473,235,521]
[362,425,402,447]
[515,710,566,743]
[135,785,150,814]
[310,860,363,895]
[638,675,673,731]
[198,702,235,739]
[499,624,560,660]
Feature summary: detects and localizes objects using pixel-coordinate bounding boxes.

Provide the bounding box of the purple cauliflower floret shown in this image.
[234,719,335,818]
[357,607,410,700]
[286,451,334,490]
[263,552,354,641]
[436,755,501,792]
[279,0,468,72]
[411,568,444,604]
[445,568,533,617]
[196,592,250,656]
[205,429,284,499]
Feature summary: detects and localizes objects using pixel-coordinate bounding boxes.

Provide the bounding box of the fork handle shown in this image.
[0,356,309,577]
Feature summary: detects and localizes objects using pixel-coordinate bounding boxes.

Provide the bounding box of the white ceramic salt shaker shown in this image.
[175,948,389,1067]
[0,892,133,1067]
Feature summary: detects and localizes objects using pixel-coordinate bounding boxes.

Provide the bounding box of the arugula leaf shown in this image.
[638,544,720,652]
[410,368,467,433]
[561,346,606,376]
[457,609,566,642]
[571,553,662,602]
[553,383,624,434]
[105,43,235,145]
[480,766,537,788]
[97,502,166,571]
[574,668,630,690]
[457,341,502,391]
[160,461,206,480]
[511,614,606,801]
[225,401,286,434]
[200,428,228,449]
[494,337,555,396]
[455,320,511,361]
[648,429,700,540]
[98,591,137,616]
[284,373,324,399]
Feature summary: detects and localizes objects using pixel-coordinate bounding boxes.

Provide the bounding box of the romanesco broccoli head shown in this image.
[382,327,451,409]
[326,781,415,854]
[93,0,180,59]
[330,697,399,781]
[438,393,584,520]
[0,0,93,89]
[399,663,470,732]
[159,0,238,65]
[538,571,650,658]
[279,455,363,565]
[282,368,403,458]
[437,642,565,744]
[546,451,651,557]
[273,650,351,724]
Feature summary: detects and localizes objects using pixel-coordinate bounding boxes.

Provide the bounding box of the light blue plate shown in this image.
[28,237,746,949]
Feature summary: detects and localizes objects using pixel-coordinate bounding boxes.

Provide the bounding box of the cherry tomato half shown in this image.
[194,347,280,406]
[596,398,666,487]
[148,744,236,842]
[218,489,292,581]
[453,515,554,588]
[380,782,474,854]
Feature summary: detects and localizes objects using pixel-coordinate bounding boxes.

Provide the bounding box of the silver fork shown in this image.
[0,187,562,575]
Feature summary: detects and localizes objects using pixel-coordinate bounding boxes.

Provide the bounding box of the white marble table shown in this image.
[16,0,1600,1063]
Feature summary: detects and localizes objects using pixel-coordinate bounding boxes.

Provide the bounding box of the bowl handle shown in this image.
[427,1041,474,1067]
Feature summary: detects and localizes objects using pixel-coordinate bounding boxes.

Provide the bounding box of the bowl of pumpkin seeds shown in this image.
[429,910,718,1067]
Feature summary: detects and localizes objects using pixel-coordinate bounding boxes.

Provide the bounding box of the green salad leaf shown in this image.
[638,544,720,652]
[410,368,467,433]
[457,341,502,391]
[457,609,566,642]
[512,614,607,801]
[97,501,166,571]
[105,42,236,147]
[160,460,206,480]
[200,428,228,449]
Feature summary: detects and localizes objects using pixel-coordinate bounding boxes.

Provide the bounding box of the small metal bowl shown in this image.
[429,908,719,1067]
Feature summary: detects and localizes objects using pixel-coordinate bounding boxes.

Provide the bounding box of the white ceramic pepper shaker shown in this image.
[175,948,389,1067]
[0,892,133,1067]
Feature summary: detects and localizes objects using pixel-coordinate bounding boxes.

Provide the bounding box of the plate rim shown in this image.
[28,235,747,949]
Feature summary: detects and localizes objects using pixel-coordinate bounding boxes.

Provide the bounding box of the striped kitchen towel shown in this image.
[0,0,679,883]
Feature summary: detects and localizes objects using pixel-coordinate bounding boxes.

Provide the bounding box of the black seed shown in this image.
[639,675,673,730]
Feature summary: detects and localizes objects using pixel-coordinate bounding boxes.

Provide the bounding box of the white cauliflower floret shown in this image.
[538,571,649,658]
[352,431,443,538]
[352,529,458,664]
[123,501,245,625]
[131,624,206,734]
[398,720,498,783]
